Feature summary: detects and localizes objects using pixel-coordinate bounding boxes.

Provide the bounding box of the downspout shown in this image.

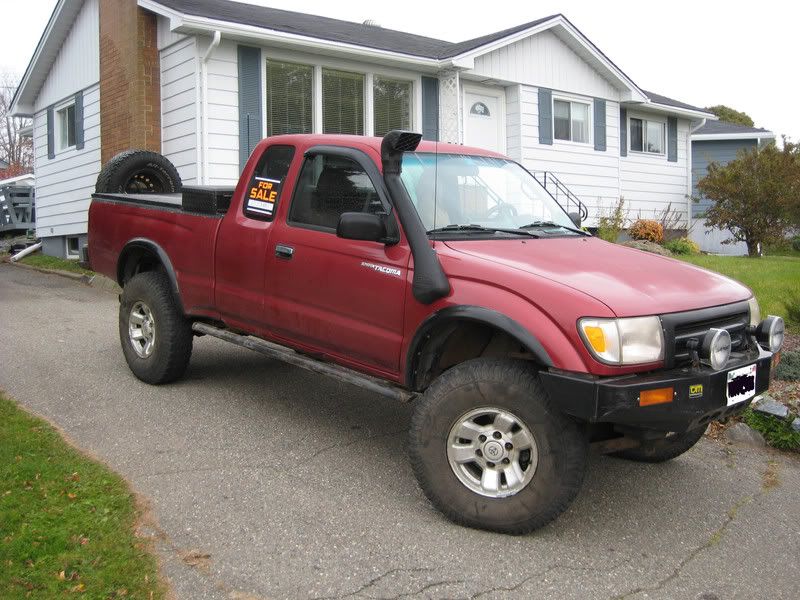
[686,117,707,227]
[200,31,222,184]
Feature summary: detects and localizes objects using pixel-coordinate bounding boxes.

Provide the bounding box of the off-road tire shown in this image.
[96,150,182,194]
[409,358,588,535]
[610,425,707,463]
[119,271,192,384]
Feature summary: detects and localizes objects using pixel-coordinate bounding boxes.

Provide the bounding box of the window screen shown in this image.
[630,118,644,152]
[289,154,382,230]
[322,69,364,135]
[243,144,296,220]
[553,100,570,141]
[58,104,76,149]
[266,61,313,136]
[373,77,411,137]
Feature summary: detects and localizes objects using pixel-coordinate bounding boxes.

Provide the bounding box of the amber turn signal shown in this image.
[639,387,674,406]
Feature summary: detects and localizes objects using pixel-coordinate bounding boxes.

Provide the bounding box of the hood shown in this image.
[444,237,752,316]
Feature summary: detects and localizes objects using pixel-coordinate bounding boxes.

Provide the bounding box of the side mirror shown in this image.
[337,212,387,242]
[568,211,581,228]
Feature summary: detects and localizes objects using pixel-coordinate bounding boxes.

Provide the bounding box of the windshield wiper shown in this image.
[427,224,539,237]
[520,221,589,236]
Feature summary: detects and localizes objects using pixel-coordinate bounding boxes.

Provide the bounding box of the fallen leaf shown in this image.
[67,493,77,500]
[70,582,86,593]
[57,571,66,581]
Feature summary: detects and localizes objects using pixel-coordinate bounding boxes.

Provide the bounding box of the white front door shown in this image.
[463,86,506,153]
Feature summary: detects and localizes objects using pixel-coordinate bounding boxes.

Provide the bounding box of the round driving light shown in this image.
[756,316,785,353]
[700,328,731,371]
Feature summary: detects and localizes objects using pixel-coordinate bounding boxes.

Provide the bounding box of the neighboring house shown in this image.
[690,120,775,255]
[11,0,715,258]
[0,160,8,170]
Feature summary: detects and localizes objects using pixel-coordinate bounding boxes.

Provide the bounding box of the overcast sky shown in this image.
[3,0,798,139]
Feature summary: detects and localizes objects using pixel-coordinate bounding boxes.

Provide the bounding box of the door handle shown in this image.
[275,244,294,259]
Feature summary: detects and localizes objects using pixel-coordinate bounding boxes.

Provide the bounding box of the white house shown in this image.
[12,0,715,258]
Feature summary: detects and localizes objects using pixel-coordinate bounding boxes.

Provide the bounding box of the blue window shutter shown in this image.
[421,76,439,141]
[74,91,85,150]
[47,106,55,159]
[619,107,627,157]
[667,116,678,162]
[538,88,552,145]
[593,98,606,151]
[237,45,263,170]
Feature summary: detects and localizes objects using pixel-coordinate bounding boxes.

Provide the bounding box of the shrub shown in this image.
[775,350,800,381]
[785,294,800,328]
[628,219,664,244]
[663,237,700,255]
[792,235,800,252]
[743,408,800,452]
[597,198,627,243]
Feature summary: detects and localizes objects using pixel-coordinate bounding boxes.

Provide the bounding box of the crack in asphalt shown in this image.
[313,567,433,599]
[469,560,628,599]
[610,495,755,599]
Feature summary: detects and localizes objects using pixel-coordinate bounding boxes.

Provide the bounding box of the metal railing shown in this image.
[531,171,588,223]
[0,184,35,232]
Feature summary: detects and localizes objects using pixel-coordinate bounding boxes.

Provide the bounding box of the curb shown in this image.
[5,260,121,293]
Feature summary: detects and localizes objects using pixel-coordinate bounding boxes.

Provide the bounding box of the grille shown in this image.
[661,302,751,368]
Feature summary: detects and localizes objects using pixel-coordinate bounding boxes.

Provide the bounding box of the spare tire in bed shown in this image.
[95,150,182,194]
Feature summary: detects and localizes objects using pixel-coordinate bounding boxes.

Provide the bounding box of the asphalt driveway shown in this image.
[1,262,799,600]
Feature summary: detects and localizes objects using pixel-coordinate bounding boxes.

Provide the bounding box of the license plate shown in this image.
[726,364,757,406]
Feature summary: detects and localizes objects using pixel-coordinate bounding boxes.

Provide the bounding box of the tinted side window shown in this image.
[243,145,295,220]
[288,154,382,231]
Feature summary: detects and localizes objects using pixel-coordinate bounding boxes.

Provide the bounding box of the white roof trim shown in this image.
[624,101,716,120]
[692,131,774,141]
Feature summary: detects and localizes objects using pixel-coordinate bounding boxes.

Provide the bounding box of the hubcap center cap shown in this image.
[483,440,505,461]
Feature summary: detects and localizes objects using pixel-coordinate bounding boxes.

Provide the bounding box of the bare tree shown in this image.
[0,73,33,176]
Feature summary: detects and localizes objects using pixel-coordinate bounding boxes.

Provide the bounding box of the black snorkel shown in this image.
[381,130,450,304]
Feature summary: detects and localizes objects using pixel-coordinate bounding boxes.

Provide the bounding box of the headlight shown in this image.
[700,328,731,370]
[756,316,785,353]
[578,316,664,365]
[748,296,761,327]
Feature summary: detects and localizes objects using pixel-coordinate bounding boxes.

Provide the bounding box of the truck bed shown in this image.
[92,185,235,216]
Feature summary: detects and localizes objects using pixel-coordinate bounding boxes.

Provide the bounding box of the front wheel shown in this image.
[119,271,193,384]
[408,358,588,535]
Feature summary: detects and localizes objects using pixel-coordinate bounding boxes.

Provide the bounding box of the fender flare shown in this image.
[405,305,554,389]
[117,238,182,310]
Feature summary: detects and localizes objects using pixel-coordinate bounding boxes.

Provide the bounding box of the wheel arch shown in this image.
[405,306,554,392]
[117,238,183,312]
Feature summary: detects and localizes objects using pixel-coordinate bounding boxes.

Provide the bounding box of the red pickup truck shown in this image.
[88,131,784,534]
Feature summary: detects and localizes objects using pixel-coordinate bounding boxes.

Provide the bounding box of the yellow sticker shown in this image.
[689,384,703,398]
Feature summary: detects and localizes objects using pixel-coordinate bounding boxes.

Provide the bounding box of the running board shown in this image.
[191,322,416,403]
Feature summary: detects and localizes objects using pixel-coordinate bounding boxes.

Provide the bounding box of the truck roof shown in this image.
[256,134,508,160]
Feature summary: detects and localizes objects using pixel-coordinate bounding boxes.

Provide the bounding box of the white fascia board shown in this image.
[450,16,648,102]
[141,0,441,70]
[628,101,717,121]
[692,132,775,141]
[10,0,72,116]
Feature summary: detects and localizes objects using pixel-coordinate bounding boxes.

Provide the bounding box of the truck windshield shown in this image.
[400,153,579,235]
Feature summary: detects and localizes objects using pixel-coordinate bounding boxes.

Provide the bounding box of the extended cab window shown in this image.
[288,154,383,231]
[243,145,295,220]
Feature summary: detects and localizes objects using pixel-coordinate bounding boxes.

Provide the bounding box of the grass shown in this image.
[679,254,800,332]
[742,407,800,452]
[17,253,94,276]
[0,392,164,599]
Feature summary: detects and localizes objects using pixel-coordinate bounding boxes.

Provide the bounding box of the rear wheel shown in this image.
[610,425,707,463]
[119,271,192,384]
[409,358,588,534]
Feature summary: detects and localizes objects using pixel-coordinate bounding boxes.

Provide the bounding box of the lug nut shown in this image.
[493,431,502,439]
[487,462,495,468]
[476,449,483,457]
[505,442,513,450]
[478,435,486,442]
[502,458,510,464]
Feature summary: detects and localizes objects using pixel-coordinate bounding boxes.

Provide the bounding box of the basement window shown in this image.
[58,103,77,150]
[66,236,80,257]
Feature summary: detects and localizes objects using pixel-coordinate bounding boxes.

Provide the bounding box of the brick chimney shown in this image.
[99,0,161,164]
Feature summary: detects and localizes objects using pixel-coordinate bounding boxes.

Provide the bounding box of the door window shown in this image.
[288,154,383,231]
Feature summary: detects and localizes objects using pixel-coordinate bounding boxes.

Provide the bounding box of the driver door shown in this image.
[264,149,411,375]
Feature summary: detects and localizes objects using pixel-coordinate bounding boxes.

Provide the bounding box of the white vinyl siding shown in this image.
[471,29,621,101]
[32,84,100,238]
[34,0,99,112]
[205,39,240,184]
[509,85,620,226]
[160,36,199,185]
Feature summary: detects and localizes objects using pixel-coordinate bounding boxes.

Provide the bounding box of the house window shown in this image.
[266,61,314,136]
[553,98,590,143]
[322,69,364,135]
[373,76,412,137]
[66,236,80,257]
[630,117,665,154]
[58,103,76,149]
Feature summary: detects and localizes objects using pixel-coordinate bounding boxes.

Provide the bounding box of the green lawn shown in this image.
[0,393,164,599]
[18,253,94,276]
[680,254,800,331]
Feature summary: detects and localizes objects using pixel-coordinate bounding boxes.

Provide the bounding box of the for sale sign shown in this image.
[245,176,282,218]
